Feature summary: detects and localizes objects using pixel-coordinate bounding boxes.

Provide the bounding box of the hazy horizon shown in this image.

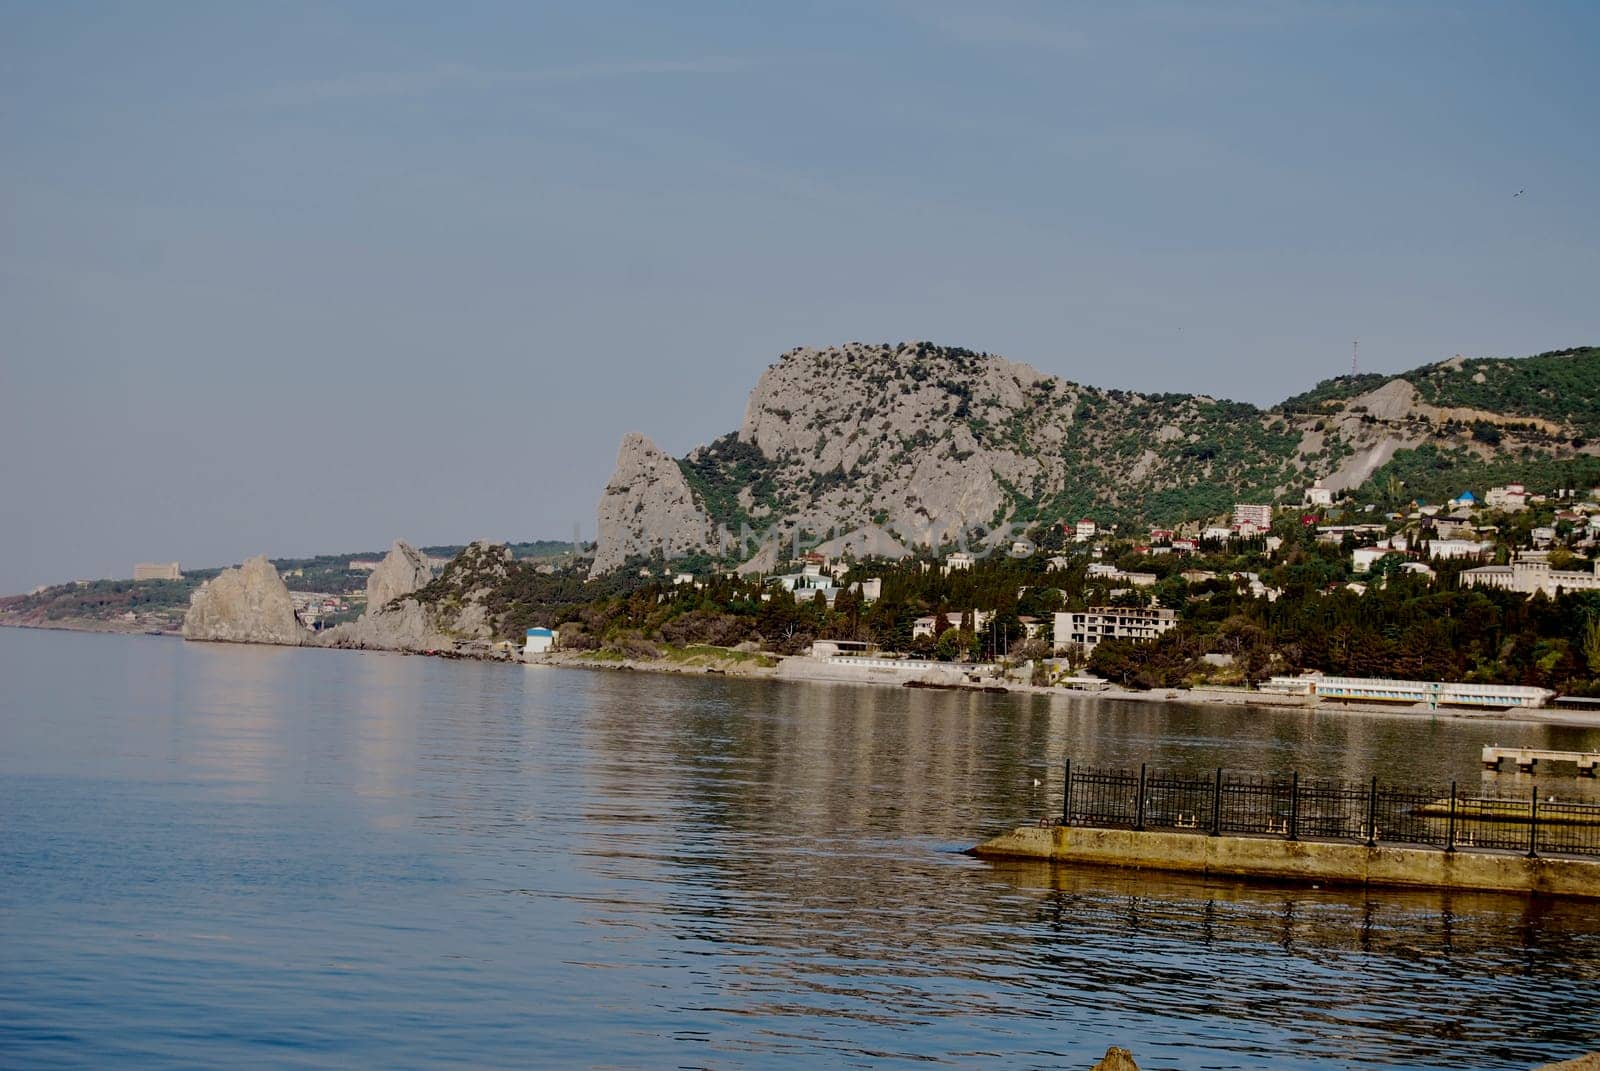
[4,2,1597,593]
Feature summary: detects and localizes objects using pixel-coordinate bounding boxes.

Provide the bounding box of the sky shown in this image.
[2,1,1598,593]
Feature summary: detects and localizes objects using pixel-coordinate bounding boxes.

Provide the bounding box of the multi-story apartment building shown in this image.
[1052,606,1178,651]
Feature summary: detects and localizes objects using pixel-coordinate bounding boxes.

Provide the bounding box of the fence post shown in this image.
[1288,771,1300,841]
[1446,781,1457,852]
[1062,758,1071,826]
[1366,776,1379,847]
[1135,763,1147,831]
[1211,768,1223,837]
[1528,786,1539,859]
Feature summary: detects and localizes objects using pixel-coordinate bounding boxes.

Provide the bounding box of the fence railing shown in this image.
[1057,760,1600,859]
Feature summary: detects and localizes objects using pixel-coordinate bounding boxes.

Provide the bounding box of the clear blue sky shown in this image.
[3,1,1597,592]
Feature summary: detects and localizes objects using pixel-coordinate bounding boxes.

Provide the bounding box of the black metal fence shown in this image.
[1058,760,1600,859]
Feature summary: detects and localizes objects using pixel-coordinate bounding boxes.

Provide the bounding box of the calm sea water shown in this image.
[2,627,1598,1070]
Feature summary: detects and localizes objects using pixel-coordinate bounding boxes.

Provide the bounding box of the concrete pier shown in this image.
[970,825,1600,899]
[1482,745,1600,775]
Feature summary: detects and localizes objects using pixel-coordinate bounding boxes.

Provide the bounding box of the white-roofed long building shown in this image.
[1462,557,1600,597]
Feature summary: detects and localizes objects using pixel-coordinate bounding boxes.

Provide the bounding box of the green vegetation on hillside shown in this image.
[1350,446,1600,508]
[1278,372,1393,414]
[677,433,786,532]
[1410,347,1600,435]
[671,343,1600,546]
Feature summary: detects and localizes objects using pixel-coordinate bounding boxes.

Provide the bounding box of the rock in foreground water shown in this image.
[1089,1047,1139,1071]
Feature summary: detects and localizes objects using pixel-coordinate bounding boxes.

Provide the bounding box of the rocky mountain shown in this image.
[591,435,717,576]
[324,540,509,652]
[182,555,308,645]
[364,540,434,612]
[591,342,1600,576]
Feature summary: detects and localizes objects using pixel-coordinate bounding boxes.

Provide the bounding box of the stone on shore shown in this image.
[182,555,307,645]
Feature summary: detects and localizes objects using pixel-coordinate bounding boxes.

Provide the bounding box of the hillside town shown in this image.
[511,474,1600,710]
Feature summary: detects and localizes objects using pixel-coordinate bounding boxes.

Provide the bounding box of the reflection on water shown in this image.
[1,628,1598,1070]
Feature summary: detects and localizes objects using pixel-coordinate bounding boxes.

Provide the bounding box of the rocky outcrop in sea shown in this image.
[182,555,308,646]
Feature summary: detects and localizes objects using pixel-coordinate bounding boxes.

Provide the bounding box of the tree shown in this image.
[937,628,976,662]
[1584,614,1600,675]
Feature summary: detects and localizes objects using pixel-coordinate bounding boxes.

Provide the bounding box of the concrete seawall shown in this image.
[971,825,1600,899]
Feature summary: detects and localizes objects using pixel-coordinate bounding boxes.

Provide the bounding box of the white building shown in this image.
[769,571,845,606]
[942,551,975,573]
[1201,526,1233,542]
[1531,526,1557,548]
[1086,562,1157,587]
[1264,674,1551,709]
[1231,571,1282,601]
[1234,503,1273,530]
[1426,538,1493,561]
[1351,536,1410,573]
[1303,482,1334,508]
[1485,483,1529,512]
[523,627,555,656]
[854,578,882,602]
[1352,547,1395,573]
[1461,557,1600,596]
[133,562,182,581]
[913,609,992,640]
[1073,519,1098,543]
[1052,606,1178,651]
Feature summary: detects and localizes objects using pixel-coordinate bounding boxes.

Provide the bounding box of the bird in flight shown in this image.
[1514,188,1525,197]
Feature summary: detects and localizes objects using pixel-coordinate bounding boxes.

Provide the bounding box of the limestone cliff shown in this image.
[323,540,506,651]
[323,596,457,652]
[182,555,308,645]
[587,342,1600,575]
[589,433,715,577]
[365,540,433,611]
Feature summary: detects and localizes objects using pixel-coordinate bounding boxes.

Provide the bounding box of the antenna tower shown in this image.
[1352,339,1359,377]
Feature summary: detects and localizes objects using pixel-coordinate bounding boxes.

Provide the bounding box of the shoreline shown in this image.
[9,618,1600,729]
[0,618,180,637]
[542,648,1600,728]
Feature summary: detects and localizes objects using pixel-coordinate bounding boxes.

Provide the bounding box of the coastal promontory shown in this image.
[181,555,307,646]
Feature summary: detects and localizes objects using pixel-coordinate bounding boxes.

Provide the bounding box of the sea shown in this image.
[2,626,1598,1070]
